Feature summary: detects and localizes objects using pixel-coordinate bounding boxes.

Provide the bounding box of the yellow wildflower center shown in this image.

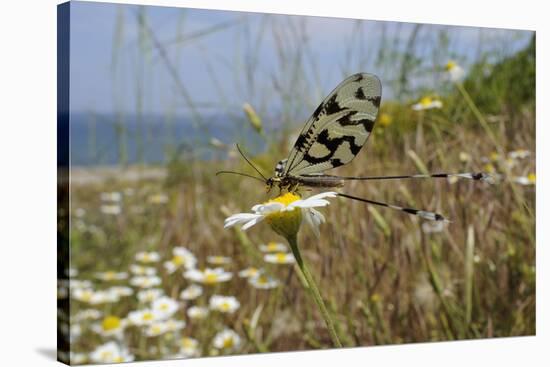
[102,316,121,331]
[172,255,184,266]
[528,173,536,183]
[275,252,289,263]
[266,242,279,251]
[150,324,162,334]
[220,302,231,312]
[490,152,500,162]
[445,60,457,71]
[223,337,234,349]
[103,271,116,280]
[378,112,392,127]
[265,192,302,238]
[257,275,268,284]
[159,303,169,311]
[204,273,219,284]
[113,357,124,363]
[100,351,113,360]
[419,96,434,107]
[142,312,154,321]
[181,337,196,348]
[80,290,93,302]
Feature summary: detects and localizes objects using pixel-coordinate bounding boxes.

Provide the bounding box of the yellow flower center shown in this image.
[151,325,162,334]
[220,302,230,311]
[159,303,169,311]
[104,271,115,280]
[223,337,234,349]
[419,96,433,107]
[490,151,500,161]
[266,242,278,251]
[257,275,268,284]
[181,337,195,348]
[275,252,288,263]
[265,192,302,238]
[142,312,154,321]
[100,351,113,360]
[113,356,124,363]
[81,290,93,302]
[102,316,121,331]
[204,273,219,284]
[172,255,184,266]
[445,60,457,71]
[379,112,392,127]
[528,173,536,183]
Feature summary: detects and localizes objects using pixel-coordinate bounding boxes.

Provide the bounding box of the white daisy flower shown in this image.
[164,247,197,274]
[508,149,531,160]
[207,255,232,265]
[100,204,121,215]
[128,309,163,326]
[259,241,287,253]
[180,284,203,300]
[513,173,536,185]
[73,309,103,322]
[209,295,240,314]
[224,192,336,237]
[107,286,134,298]
[238,266,263,278]
[152,297,180,319]
[445,60,465,82]
[130,264,157,276]
[249,274,280,289]
[187,306,209,320]
[70,352,87,365]
[212,329,241,352]
[95,271,128,281]
[89,341,134,364]
[72,289,119,305]
[135,251,160,263]
[179,337,200,358]
[137,288,164,303]
[91,315,127,338]
[100,191,122,202]
[411,96,443,111]
[144,322,168,337]
[184,268,232,285]
[69,279,92,290]
[130,275,161,289]
[264,252,295,265]
[163,319,186,333]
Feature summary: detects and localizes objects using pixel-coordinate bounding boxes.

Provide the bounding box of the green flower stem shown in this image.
[287,234,342,348]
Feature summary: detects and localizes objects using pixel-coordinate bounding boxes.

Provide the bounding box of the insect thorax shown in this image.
[274,158,288,178]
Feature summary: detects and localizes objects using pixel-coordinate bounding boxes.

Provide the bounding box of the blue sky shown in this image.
[68,1,533,116]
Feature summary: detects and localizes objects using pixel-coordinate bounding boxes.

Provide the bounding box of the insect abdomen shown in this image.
[292,175,345,188]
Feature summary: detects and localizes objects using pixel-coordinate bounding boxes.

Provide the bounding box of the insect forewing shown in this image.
[284,73,382,176]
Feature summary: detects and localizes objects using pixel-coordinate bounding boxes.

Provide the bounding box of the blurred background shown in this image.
[59,1,535,364]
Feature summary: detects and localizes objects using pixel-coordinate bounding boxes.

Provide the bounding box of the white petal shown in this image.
[303,209,320,237]
[304,192,338,201]
[252,202,285,214]
[242,216,265,230]
[224,213,261,228]
[289,199,329,209]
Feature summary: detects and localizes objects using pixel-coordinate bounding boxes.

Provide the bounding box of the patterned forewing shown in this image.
[284,73,381,176]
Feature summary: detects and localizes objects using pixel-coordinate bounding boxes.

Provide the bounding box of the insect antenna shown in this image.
[337,192,449,222]
[334,172,492,183]
[235,144,268,181]
[215,170,266,183]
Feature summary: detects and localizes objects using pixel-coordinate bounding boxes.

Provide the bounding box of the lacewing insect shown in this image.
[218,73,490,221]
